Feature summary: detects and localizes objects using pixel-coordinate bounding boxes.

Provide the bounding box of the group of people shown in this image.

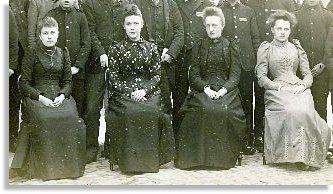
[8,0,333,181]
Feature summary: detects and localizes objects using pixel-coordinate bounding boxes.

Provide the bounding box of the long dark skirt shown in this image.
[175,89,246,169]
[264,89,331,168]
[106,94,175,173]
[10,97,86,181]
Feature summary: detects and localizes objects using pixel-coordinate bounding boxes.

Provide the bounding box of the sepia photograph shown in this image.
[3,0,333,187]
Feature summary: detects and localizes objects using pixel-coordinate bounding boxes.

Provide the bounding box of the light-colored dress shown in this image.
[255,39,331,168]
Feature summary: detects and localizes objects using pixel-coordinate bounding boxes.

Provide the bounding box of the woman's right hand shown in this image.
[131,89,147,102]
[39,95,55,107]
[204,86,217,99]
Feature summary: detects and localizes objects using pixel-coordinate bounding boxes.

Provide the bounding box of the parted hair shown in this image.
[202,6,225,27]
[267,10,297,29]
[37,16,58,34]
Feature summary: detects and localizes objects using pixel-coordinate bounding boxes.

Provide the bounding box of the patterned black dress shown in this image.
[106,38,175,173]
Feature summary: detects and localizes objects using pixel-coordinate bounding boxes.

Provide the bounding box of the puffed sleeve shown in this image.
[255,41,280,90]
[140,43,161,95]
[293,39,313,88]
[59,48,72,98]
[20,48,42,100]
[223,40,241,92]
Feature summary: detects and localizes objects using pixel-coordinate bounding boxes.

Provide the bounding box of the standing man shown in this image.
[295,0,333,120]
[173,0,211,138]
[9,5,20,152]
[80,0,129,163]
[47,0,91,118]
[221,0,261,154]
[134,0,184,117]
[241,0,296,41]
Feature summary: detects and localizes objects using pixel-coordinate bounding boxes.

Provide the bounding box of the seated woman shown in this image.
[105,4,175,173]
[255,10,331,171]
[175,6,246,170]
[10,17,86,180]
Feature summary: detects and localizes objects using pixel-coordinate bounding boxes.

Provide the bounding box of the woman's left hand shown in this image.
[293,85,306,95]
[53,94,65,106]
[131,89,146,102]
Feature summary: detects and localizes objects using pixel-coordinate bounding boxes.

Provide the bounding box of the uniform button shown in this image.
[233,7,235,9]
[310,22,313,25]
[311,37,314,39]
[66,26,69,29]
[235,26,238,29]
[190,20,192,24]
[233,16,236,19]
[265,9,268,12]
[235,36,238,39]
[266,32,269,35]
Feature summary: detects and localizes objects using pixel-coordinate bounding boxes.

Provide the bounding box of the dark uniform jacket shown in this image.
[325,27,333,89]
[9,6,19,71]
[294,4,333,68]
[221,1,260,71]
[134,0,184,59]
[241,0,296,41]
[81,0,128,73]
[47,6,91,79]
[9,0,29,51]
[175,0,212,51]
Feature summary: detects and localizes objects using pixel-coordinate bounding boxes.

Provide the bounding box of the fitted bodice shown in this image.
[107,38,161,97]
[204,40,229,87]
[255,40,313,91]
[267,40,302,85]
[20,46,72,100]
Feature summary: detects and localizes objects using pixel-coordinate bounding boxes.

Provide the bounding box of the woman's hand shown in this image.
[39,95,55,107]
[216,88,227,99]
[53,94,65,106]
[131,89,147,102]
[204,86,217,99]
[293,85,306,95]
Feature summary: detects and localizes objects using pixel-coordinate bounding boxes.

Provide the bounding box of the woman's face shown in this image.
[304,0,320,6]
[271,19,291,42]
[124,15,143,42]
[39,26,59,47]
[204,15,223,40]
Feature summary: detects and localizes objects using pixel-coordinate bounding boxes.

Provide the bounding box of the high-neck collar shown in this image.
[271,39,288,47]
[124,36,145,49]
[303,3,321,10]
[40,44,56,55]
[207,35,224,44]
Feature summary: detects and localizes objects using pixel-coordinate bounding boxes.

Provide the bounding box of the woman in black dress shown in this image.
[10,17,86,181]
[105,4,174,173]
[175,6,246,169]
